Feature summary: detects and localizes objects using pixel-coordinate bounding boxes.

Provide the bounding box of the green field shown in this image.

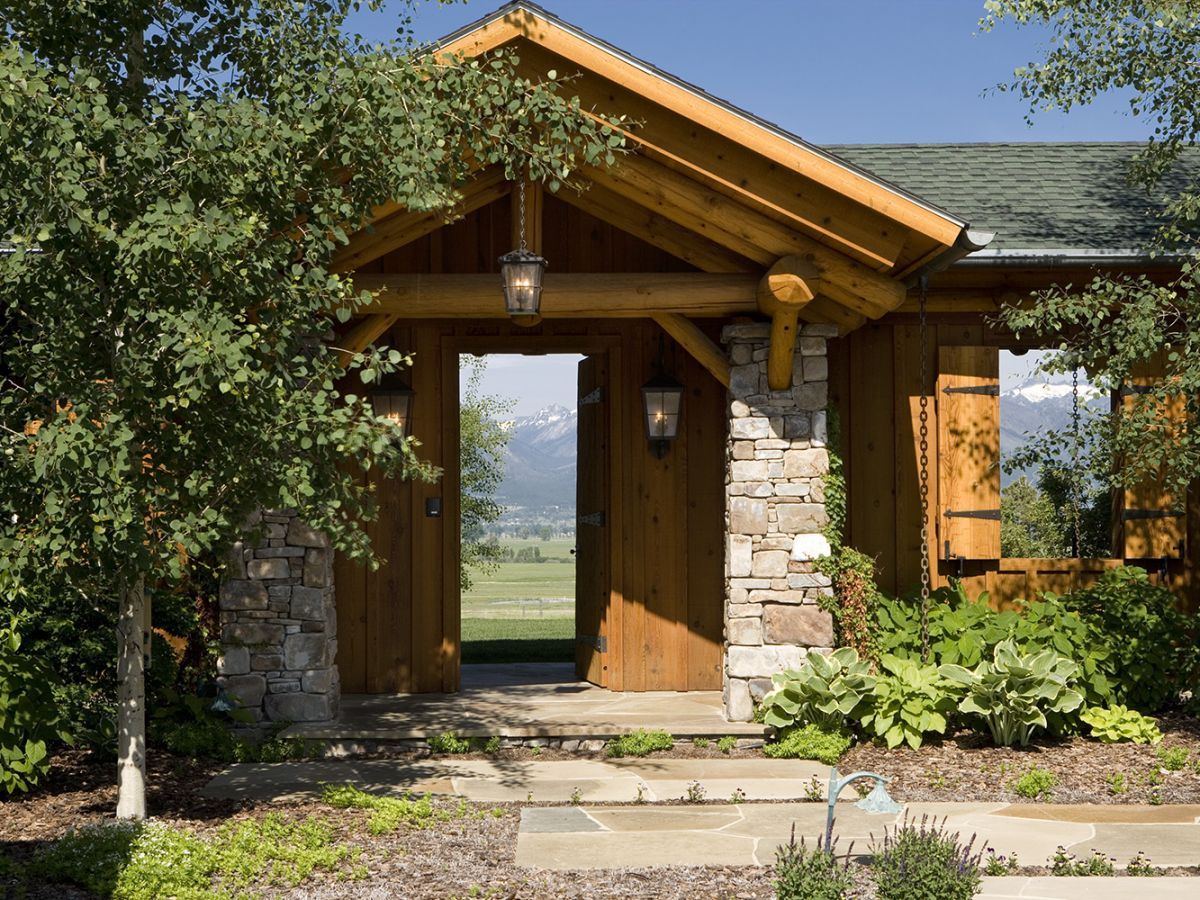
[462,537,575,662]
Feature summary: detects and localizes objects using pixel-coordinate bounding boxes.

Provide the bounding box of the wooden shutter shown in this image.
[1121,350,1187,559]
[937,346,1001,560]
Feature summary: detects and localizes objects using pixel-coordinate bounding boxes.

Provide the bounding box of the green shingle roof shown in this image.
[824,143,1195,255]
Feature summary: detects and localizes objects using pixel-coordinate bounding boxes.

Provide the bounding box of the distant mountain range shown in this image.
[496,404,578,513]
[1001,377,1106,487]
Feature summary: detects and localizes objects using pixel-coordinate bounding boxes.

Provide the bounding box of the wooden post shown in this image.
[758,256,819,391]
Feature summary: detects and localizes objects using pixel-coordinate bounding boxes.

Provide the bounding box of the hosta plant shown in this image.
[860,655,958,750]
[760,648,875,731]
[940,639,1083,747]
[1079,705,1163,745]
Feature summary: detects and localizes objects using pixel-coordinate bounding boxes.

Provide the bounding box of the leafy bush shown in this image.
[427,732,472,754]
[1058,567,1198,713]
[816,545,882,664]
[0,616,72,793]
[1079,705,1162,744]
[774,828,853,900]
[940,640,1083,747]
[1011,767,1057,800]
[859,655,956,750]
[605,729,673,758]
[872,814,982,900]
[716,735,736,754]
[763,723,851,763]
[760,647,875,732]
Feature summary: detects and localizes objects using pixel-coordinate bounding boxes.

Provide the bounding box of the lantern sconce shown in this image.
[369,374,415,439]
[641,365,684,459]
[499,176,547,319]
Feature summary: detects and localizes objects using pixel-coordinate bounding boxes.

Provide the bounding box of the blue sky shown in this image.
[349,1,1145,412]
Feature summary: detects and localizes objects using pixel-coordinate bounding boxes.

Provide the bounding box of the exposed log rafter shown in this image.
[650,313,731,388]
[757,257,819,391]
[336,313,399,369]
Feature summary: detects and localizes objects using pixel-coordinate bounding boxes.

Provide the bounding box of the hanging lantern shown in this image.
[369,374,414,438]
[498,176,547,317]
[641,373,683,458]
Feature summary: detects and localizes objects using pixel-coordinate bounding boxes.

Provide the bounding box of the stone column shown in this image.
[722,323,836,721]
[217,511,338,723]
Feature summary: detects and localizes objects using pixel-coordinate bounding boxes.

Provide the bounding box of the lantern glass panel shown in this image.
[642,377,683,442]
[499,250,546,316]
[370,383,413,437]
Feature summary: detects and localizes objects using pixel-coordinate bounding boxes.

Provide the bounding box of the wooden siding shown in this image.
[832,316,1196,610]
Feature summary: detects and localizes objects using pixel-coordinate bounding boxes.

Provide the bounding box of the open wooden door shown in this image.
[575,354,610,686]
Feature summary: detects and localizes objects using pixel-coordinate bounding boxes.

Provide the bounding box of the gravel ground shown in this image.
[842,713,1200,804]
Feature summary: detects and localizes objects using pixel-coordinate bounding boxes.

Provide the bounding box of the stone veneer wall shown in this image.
[218,510,339,723]
[723,323,836,722]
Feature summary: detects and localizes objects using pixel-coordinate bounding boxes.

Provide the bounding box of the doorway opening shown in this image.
[458,353,586,686]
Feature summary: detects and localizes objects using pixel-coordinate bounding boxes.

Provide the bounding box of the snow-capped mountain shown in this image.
[496,404,578,512]
[1000,376,1106,486]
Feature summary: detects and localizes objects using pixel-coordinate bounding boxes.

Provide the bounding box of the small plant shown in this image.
[634,783,648,804]
[983,848,1019,876]
[1011,767,1057,800]
[763,723,851,763]
[605,729,673,758]
[1049,846,1115,876]
[1156,745,1190,771]
[803,775,825,802]
[529,745,542,757]
[1105,772,1127,795]
[926,770,947,790]
[773,827,854,900]
[729,787,746,803]
[684,781,706,803]
[716,735,737,754]
[872,814,982,900]
[1148,788,1163,805]
[761,647,875,732]
[692,737,710,749]
[1126,851,1161,876]
[941,640,1083,747]
[322,784,445,834]
[1146,767,1164,786]
[1079,705,1162,744]
[481,736,502,754]
[427,732,472,754]
[569,787,583,806]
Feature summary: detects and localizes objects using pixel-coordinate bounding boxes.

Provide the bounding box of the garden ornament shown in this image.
[825,767,904,847]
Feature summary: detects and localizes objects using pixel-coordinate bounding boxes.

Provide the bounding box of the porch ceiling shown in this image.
[334,1,983,339]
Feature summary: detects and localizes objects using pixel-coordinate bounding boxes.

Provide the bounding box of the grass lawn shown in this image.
[462,537,576,662]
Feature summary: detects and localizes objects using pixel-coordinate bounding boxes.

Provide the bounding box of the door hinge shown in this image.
[944,509,1001,520]
[579,387,604,406]
[577,634,607,652]
[579,511,606,527]
[1123,508,1185,521]
[1119,384,1155,397]
[942,384,999,396]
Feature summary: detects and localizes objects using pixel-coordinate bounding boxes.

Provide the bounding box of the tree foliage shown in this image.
[983,1,1200,497]
[459,357,511,591]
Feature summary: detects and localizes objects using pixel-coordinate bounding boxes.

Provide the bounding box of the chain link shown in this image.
[918,276,932,663]
[517,176,527,251]
[1071,364,1082,557]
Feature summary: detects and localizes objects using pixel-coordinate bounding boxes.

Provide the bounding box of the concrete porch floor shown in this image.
[281,663,768,741]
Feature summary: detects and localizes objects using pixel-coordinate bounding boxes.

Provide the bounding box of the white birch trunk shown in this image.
[116,575,147,820]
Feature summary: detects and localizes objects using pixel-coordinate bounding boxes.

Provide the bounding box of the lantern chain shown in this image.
[918,275,932,663]
[517,176,527,251]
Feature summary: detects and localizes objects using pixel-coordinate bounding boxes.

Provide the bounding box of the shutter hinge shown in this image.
[942,384,999,396]
[1119,384,1154,397]
[579,387,604,406]
[577,634,608,652]
[944,509,1001,520]
[1123,508,1185,521]
[579,511,606,527]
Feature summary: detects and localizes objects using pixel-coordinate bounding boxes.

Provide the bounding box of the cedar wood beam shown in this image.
[651,313,731,388]
[758,256,819,391]
[336,313,399,368]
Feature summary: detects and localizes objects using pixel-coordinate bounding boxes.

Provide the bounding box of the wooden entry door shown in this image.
[575,355,611,686]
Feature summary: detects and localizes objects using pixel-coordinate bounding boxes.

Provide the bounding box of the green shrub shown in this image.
[764,724,851,763]
[716,735,736,754]
[860,655,956,750]
[1156,745,1190,771]
[872,814,982,900]
[1079,705,1162,744]
[0,616,72,793]
[1011,767,1057,800]
[427,732,472,754]
[940,640,1083,747]
[774,829,853,900]
[760,647,875,732]
[605,729,673,758]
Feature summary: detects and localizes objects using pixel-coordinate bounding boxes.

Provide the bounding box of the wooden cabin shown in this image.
[217,2,1196,725]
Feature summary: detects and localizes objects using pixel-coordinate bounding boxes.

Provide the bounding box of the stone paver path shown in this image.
[978,877,1198,898]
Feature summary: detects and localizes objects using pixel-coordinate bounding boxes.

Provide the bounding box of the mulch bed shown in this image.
[842,713,1200,804]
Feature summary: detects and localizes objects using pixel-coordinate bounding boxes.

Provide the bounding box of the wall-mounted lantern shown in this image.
[641,372,683,459]
[498,177,546,318]
[369,374,414,439]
